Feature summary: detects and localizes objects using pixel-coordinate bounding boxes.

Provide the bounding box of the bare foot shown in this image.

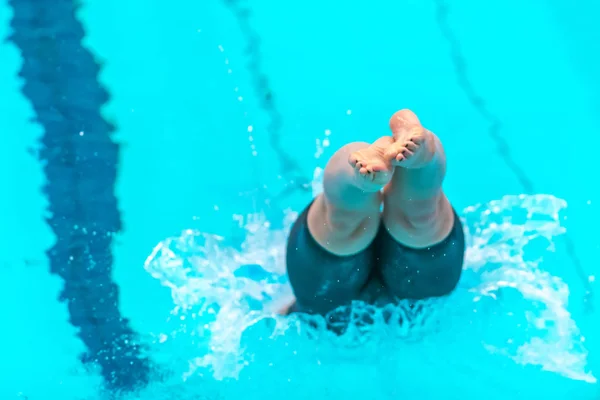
[384,109,436,169]
[348,136,395,191]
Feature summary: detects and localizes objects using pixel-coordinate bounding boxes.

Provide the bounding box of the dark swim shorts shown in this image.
[285,202,465,316]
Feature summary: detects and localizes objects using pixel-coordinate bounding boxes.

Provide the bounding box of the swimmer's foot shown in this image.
[384,110,436,169]
[348,136,395,191]
[382,109,451,247]
[379,109,458,298]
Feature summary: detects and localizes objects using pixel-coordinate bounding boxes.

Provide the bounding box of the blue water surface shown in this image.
[0,0,599,399]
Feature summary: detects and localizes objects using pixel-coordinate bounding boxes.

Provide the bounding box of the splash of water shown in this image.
[141,174,595,397]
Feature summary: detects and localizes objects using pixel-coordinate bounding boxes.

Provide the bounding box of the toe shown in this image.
[384,145,403,161]
[388,145,414,164]
[405,141,418,151]
[370,163,383,172]
[411,135,425,145]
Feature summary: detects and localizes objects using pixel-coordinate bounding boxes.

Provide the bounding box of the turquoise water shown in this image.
[0,0,599,399]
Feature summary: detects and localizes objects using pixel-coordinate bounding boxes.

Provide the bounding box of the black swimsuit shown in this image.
[286,202,465,316]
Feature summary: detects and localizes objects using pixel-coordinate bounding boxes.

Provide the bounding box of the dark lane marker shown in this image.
[8,0,150,391]
[433,0,593,311]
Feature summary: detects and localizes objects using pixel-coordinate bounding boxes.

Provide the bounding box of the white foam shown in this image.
[142,186,595,392]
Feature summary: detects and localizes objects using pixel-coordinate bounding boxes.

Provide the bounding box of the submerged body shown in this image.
[284,109,465,315]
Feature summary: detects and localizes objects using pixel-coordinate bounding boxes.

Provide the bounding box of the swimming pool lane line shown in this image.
[222,0,313,204]
[8,0,151,391]
[433,0,594,312]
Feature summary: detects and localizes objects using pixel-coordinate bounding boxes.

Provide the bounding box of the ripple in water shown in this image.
[140,171,595,398]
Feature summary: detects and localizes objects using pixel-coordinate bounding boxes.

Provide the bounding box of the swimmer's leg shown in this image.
[285,138,394,315]
[378,109,465,299]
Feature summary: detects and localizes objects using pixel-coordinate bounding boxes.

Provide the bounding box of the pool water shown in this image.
[0,0,599,399]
